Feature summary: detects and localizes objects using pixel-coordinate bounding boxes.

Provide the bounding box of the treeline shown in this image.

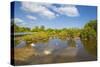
[13,19,97,40]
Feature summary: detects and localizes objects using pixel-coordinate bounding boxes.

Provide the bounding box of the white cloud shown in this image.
[21,2,79,19]
[13,18,24,23]
[12,17,35,28]
[56,5,79,17]
[21,2,56,19]
[40,10,56,19]
[27,15,37,20]
[11,18,25,26]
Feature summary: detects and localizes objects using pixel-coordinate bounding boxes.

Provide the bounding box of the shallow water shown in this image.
[15,38,97,65]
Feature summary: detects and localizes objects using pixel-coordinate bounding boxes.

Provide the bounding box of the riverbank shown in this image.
[14,47,36,65]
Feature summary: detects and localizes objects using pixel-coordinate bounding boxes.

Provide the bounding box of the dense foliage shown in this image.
[80,20,97,40]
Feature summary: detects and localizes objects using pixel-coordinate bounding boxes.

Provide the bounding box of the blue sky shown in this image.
[12,1,97,29]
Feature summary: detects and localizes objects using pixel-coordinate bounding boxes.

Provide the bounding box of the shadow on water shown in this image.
[14,38,97,65]
[81,39,97,58]
[75,39,97,61]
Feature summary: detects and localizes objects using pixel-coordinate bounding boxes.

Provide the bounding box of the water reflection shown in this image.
[30,43,35,47]
[15,38,97,65]
[81,39,97,57]
[15,41,26,48]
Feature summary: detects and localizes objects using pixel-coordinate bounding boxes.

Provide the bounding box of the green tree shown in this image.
[80,20,97,40]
